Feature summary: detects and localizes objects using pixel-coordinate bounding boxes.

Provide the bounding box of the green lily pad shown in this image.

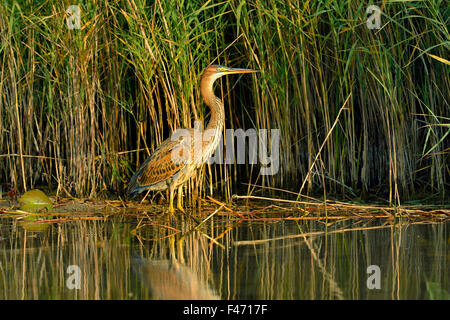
[18,189,53,213]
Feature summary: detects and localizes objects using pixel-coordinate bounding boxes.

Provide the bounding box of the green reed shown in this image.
[0,0,448,203]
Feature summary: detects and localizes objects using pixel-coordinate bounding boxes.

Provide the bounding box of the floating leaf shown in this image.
[18,189,53,213]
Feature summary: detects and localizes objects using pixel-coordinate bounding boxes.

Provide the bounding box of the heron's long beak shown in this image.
[225,67,258,74]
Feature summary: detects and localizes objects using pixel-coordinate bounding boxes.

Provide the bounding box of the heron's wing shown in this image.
[127,135,191,196]
[137,139,188,186]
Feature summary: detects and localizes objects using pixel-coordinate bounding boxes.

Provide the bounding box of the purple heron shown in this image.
[127,65,257,213]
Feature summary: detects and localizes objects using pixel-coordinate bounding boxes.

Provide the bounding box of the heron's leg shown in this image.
[177,186,185,213]
[168,185,175,214]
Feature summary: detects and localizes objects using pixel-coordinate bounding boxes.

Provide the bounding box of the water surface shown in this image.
[0,209,448,299]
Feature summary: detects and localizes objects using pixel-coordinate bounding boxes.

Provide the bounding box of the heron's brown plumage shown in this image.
[127,65,257,213]
[130,140,184,191]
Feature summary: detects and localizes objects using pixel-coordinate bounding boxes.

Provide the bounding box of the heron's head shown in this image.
[203,65,258,82]
[200,65,258,103]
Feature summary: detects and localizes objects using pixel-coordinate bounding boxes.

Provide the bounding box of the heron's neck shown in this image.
[201,77,225,133]
[205,98,225,134]
[199,76,225,162]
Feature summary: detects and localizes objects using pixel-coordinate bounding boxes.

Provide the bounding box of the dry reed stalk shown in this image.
[0,1,448,204]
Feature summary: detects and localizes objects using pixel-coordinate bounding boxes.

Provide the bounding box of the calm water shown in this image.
[0,209,448,300]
